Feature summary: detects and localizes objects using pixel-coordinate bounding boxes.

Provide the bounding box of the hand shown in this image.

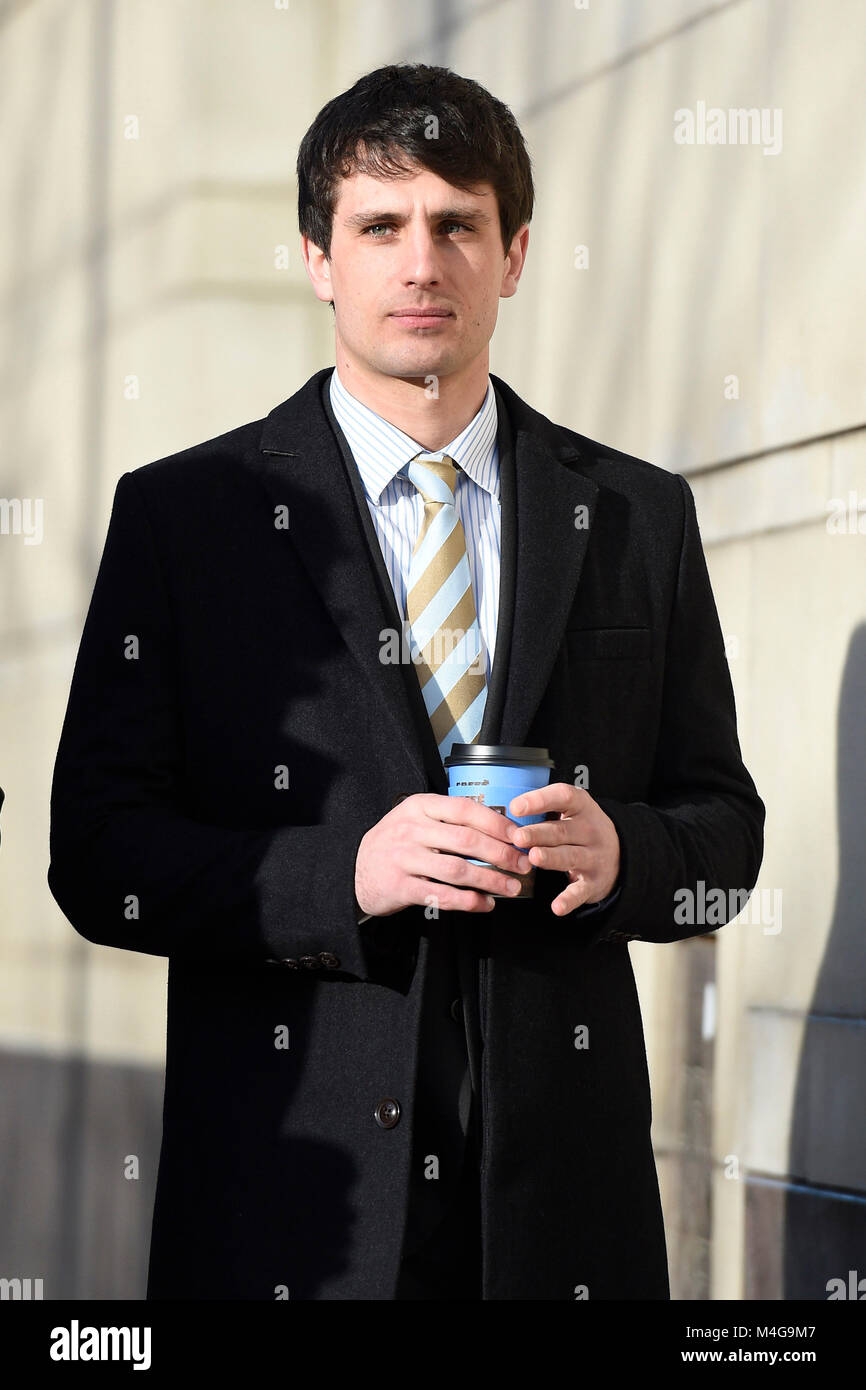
[354,794,533,918]
[508,784,621,916]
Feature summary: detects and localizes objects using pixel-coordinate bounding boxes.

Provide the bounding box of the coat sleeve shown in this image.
[46,470,417,987]
[584,472,765,947]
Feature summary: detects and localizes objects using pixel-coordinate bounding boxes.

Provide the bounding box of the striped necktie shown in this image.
[404,451,488,762]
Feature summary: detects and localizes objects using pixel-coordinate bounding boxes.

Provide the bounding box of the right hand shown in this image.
[354,793,534,917]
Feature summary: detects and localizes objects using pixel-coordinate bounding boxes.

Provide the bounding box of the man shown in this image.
[47,63,764,1300]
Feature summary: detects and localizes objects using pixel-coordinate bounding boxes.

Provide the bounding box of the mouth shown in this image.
[389,309,454,329]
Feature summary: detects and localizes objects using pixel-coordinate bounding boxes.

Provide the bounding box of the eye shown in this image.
[361,220,474,237]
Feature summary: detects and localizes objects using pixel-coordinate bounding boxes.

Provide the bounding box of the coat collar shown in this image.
[249,367,598,791]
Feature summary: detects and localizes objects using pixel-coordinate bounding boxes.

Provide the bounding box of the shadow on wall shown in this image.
[746,623,866,1298]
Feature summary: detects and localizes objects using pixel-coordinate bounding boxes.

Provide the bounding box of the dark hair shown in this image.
[296,63,534,263]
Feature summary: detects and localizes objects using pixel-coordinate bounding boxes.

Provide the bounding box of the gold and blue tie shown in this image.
[405,452,488,762]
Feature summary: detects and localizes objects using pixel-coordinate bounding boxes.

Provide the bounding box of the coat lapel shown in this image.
[249,368,598,792]
[488,374,599,753]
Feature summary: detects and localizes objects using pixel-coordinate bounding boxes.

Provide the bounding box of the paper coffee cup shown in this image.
[443,743,554,898]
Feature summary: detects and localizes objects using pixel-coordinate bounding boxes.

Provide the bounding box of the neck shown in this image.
[333,350,490,451]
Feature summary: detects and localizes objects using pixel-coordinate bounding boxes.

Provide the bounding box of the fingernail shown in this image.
[517,855,531,871]
[486,895,496,908]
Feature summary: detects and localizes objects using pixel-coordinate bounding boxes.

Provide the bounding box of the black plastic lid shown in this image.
[444,742,554,769]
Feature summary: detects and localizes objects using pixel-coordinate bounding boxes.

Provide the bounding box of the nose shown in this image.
[400,222,442,285]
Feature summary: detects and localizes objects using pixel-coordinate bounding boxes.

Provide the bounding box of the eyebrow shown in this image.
[343,206,493,229]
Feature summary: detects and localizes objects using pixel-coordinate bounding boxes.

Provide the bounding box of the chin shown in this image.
[375,350,454,379]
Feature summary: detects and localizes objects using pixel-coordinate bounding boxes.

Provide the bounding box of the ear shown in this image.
[300,235,334,305]
[500,224,530,299]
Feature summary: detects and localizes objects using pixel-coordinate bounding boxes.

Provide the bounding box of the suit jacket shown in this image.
[47,366,765,1299]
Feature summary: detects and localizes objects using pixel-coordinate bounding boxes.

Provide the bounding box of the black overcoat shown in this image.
[47,367,764,1299]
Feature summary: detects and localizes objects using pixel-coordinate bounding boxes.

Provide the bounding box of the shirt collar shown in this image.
[328,365,499,505]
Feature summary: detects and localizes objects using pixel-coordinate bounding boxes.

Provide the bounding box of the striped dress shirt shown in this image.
[328,365,501,686]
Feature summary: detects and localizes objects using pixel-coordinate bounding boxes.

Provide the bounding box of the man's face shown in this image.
[302,161,527,383]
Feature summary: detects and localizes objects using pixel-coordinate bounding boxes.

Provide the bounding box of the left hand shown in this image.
[507,784,621,916]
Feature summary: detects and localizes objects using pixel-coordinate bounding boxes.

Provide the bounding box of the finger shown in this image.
[422,818,533,875]
[423,792,521,845]
[408,877,498,913]
[509,783,587,818]
[511,816,594,849]
[550,877,594,915]
[412,850,526,901]
[525,844,593,873]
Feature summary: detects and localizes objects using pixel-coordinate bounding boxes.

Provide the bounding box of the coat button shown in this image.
[318,951,341,969]
[373,1098,401,1129]
[299,955,322,970]
[449,997,462,1023]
